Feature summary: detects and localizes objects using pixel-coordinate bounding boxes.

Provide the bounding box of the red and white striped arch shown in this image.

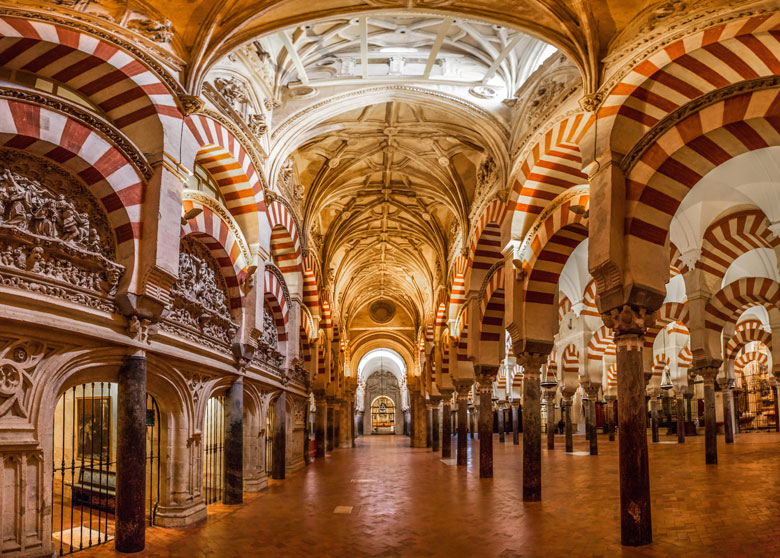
[448,256,468,320]
[587,325,616,361]
[624,87,780,252]
[186,115,265,238]
[678,345,693,370]
[699,209,780,282]
[704,277,780,333]
[181,199,248,309]
[479,269,505,343]
[561,344,580,375]
[302,252,321,318]
[644,301,689,349]
[267,201,303,283]
[652,353,670,379]
[726,319,772,360]
[581,280,599,318]
[0,16,180,150]
[601,13,780,155]
[735,347,769,375]
[558,295,572,322]
[469,199,508,271]
[264,269,289,342]
[0,99,142,249]
[670,243,688,276]
[509,113,593,217]
[300,306,314,340]
[606,362,617,390]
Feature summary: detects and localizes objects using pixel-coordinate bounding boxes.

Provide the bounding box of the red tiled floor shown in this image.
[78,431,780,557]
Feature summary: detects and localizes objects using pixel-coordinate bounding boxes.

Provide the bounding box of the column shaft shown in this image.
[326,406,335,451]
[545,395,555,450]
[315,396,327,458]
[676,397,685,444]
[650,399,659,443]
[272,392,286,479]
[498,406,505,443]
[224,378,244,502]
[588,398,598,455]
[116,354,147,553]
[607,399,616,442]
[441,400,452,458]
[722,388,734,444]
[512,404,520,445]
[457,396,468,466]
[703,374,717,464]
[522,364,541,502]
[564,399,573,452]
[432,405,440,452]
[478,382,494,478]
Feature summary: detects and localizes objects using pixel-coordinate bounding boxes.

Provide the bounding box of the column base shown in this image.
[287,454,305,474]
[154,501,207,528]
[244,473,269,493]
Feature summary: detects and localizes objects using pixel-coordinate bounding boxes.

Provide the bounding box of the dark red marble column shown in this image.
[676,395,685,444]
[116,353,147,553]
[520,354,544,502]
[699,366,720,465]
[314,391,327,458]
[224,377,244,501]
[454,380,471,466]
[441,392,453,458]
[476,368,497,478]
[612,317,652,546]
[272,391,286,479]
[511,402,520,445]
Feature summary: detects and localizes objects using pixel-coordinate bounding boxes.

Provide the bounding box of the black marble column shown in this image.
[224,378,244,501]
[607,397,616,441]
[116,353,147,553]
[586,389,598,455]
[676,396,685,444]
[498,405,505,443]
[545,392,555,450]
[521,355,543,501]
[701,367,719,464]
[441,395,452,458]
[614,329,652,546]
[314,392,327,458]
[477,370,497,478]
[469,408,475,439]
[455,381,471,466]
[512,403,520,445]
[326,404,335,452]
[431,398,441,452]
[563,396,573,452]
[721,383,734,444]
[272,392,287,479]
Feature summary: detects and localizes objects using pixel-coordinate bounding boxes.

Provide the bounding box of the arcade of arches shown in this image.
[2,0,780,556]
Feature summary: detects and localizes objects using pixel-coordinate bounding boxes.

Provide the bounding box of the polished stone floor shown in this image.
[79,430,780,557]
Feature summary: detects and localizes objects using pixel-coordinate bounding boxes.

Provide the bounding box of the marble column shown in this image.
[720,380,734,444]
[326,398,335,451]
[545,391,556,450]
[676,394,685,444]
[612,318,652,546]
[519,354,544,502]
[116,353,147,553]
[606,396,616,441]
[511,401,520,445]
[441,391,453,458]
[426,404,433,448]
[351,400,357,448]
[410,391,428,448]
[476,368,498,478]
[663,394,674,435]
[224,378,244,501]
[650,396,660,443]
[498,403,506,443]
[562,392,574,453]
[314,391,327,458]
[469,407,476,439]
[358,411,364,436]
[454,380,472,466]
[333,402,341,449]
[271,391,286,479]
[773,385,780,432]
[699,366,720,465]
[585,385,599,455]
[430,396,441,453]
[339,399,351,449]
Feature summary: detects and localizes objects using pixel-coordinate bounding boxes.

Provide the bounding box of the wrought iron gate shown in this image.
[203,396,224,505]
[735,363,776,431]
[52,384,160,556]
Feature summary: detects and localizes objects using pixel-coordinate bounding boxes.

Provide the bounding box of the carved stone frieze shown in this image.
[164,237,238,347]
[0,150,123,310]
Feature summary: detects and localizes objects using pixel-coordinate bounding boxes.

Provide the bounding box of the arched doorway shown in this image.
[52,384,160,555]
[371,396,396,434]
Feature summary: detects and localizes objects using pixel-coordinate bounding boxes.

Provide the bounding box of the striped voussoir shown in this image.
[456,322,469,364]
[606,362,617,389]
[735,348,769,375]
[264,269,289,342]
[186,115,265,224]
[601,13,780,155]
[624,86,780,250]
[511,363,523,389]
[299,327,311,364]
[317,341,325,377]
[268,201,302,276]
[0,16,180,145]
[509,113,593,215]
[670,243,688,276]
[698,209,780,281]
[581,280,599,318]
[704,277,780,333]
[302,252,320,316]
[468,199,507,270]
[547,349,557,369]
[558,295,572,322]
[321,300,332,332]
[448,256,468,319]
[643,301,689,349]
[586,325,616,361]
[181,199,247,309]
[561,344,579,375]
[726,319,771,360]
[652,353,670,378]
[0,98,143,246]
[435,303,447,328]
[441,340,450,375]
[678,345,693,370]
[480,268,504,342]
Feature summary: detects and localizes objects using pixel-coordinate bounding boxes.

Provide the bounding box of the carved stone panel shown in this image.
[0,150,123,311]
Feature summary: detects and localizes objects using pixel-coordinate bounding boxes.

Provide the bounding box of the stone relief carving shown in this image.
[0,338,46,425]
[474,155,498,202]
[163,236,238,346]
[48,1,175,43]
[125,16,173,43]
[0,150,123,311]
[213,76,269,139]
[214,76,249,109]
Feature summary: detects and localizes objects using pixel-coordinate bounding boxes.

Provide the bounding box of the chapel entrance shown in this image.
[371,396,396,434]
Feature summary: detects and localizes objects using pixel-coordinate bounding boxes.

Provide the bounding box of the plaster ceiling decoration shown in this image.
[258,14,557,103]
[369,300,396,324]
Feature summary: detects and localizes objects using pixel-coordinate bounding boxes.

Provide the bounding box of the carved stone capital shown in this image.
[582,382,600,399]
[453,378,473,399]
[578,91,605,113]
[602,305,656,339]
[516,353,547,377]
[179,95,205,116]
[694,363,722,382]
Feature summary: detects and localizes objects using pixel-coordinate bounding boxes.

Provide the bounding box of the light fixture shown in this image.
[660,325,673,390]
[540,366,557,389]
[181,206,203,225]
